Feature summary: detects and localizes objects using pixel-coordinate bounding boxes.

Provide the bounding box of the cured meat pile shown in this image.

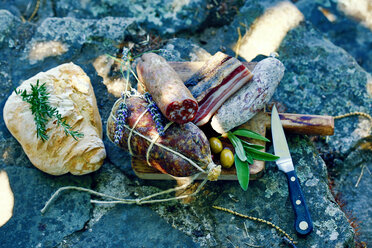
[107,52,284,178]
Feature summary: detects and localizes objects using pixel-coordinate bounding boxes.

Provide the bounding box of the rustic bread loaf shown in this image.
[3,63,106,175]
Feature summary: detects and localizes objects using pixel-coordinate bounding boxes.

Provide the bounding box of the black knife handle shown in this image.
[285,170,313,236]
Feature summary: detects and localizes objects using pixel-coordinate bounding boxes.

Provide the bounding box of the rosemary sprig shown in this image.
[15,80,84,141]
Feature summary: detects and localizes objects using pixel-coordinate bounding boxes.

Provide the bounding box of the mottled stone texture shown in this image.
[212,136,354,247]
[1,0,371,247]
[296,0,372,74]
[331,145,372,245]
[53,0,209,34]
[56,204,199,248]
[0,166,92,248]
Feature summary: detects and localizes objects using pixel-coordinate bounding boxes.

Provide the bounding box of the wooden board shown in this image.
[131,61,334,181]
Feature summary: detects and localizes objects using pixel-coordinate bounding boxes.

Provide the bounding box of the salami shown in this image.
[185,52,253,126]
[107,96,212,177]
[211,57,285,134]
[136,53,198,124]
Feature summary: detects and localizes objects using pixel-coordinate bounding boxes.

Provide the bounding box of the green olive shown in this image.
[220,148,234,168]
[209,137,223,154]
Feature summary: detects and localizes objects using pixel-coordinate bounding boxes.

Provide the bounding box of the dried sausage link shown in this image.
[136,53,198,124]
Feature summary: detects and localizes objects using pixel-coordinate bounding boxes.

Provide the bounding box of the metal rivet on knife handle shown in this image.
[299,221,309,231]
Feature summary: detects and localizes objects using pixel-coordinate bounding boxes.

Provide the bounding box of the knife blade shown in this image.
[271,105,313,236]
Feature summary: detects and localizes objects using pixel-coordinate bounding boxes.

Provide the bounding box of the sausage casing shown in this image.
[136,53,198,124]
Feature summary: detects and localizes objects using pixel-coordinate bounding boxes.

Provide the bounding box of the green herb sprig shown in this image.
[224,129,279,191]
[15,80,84,141]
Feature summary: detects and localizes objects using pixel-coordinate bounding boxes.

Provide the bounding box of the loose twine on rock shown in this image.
[212,206,297,245]
[333,111,372,134]
[40,172,207,214]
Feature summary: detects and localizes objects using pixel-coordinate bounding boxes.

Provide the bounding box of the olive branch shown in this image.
[15,80,84,141]
[223,129,279,191]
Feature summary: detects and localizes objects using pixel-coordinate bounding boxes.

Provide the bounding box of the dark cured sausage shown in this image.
[136,53,198,124]
[107,96,212,177]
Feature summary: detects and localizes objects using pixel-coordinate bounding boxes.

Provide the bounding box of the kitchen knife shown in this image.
[271,105,313,236]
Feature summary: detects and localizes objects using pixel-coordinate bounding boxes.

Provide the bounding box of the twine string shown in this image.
[109,99,209,174]
[333,111,372,133]
[127,109,148,156]
[41,173,208,213]
[212,206,297,244]
[333,111,372,122]
[146,122,173,167]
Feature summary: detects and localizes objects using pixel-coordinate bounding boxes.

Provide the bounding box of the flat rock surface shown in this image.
[331,146,372,245]
[0,0,371,247]
[57,204,198,248]
[212,136,354,247]
[0,166,92,248]
[296,0,372,74]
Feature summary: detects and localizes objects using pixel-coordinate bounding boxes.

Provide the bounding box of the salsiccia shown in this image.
[136,53,198,124]
[107,96,212,177]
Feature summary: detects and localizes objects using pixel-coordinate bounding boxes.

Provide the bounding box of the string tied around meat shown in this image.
[110,96,220,176]
[41,94,221,214]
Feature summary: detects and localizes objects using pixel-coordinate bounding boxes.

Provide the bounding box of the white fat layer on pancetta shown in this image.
[190,58,242,101]
[193,69,251,126]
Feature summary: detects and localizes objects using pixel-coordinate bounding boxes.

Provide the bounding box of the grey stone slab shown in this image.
[58,204,198,248]
[332,146,372,246]
[0,166,92,248]
[296,0,372,74]
[211,136,354,247]
[275,21,371,155]
[53,0,209,35]
[25,16,136,64]
[0,10,35,100]
[0,0,54,23]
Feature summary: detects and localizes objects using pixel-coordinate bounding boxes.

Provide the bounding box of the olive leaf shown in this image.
[240,139,265,150]
[235,154,250,191]
[224,128,278,191]
[246,150,254,164]
[233,129,270,142]
[227,132,247,162]
[243,145,279,161]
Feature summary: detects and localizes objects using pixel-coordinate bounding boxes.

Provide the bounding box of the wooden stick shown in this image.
[271,113,334,136]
